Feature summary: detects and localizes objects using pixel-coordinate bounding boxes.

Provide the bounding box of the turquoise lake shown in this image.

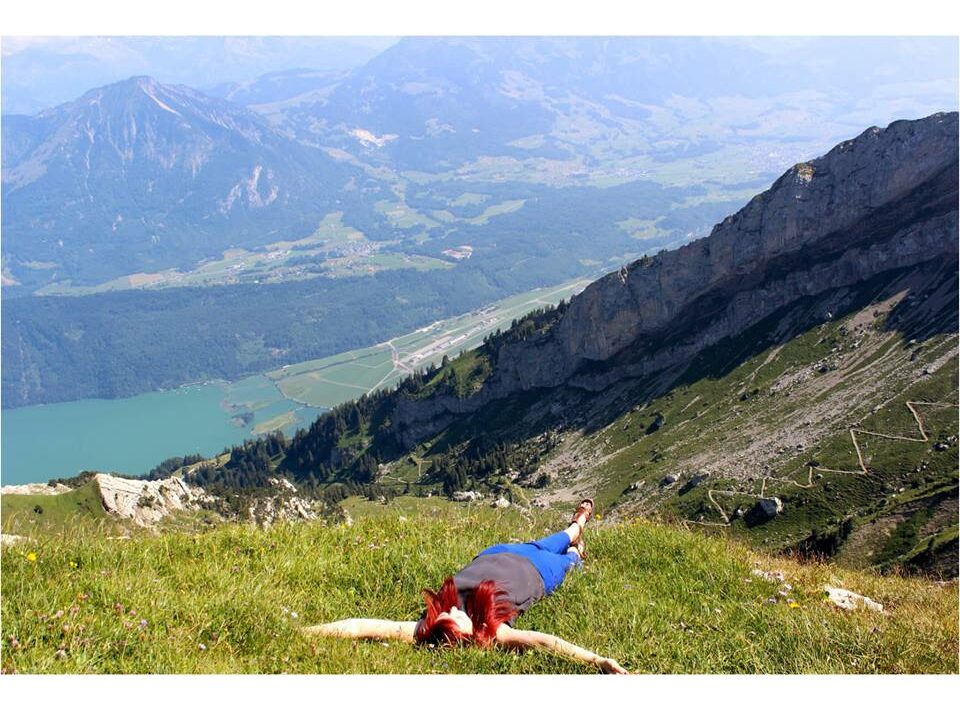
[0,375,324,486]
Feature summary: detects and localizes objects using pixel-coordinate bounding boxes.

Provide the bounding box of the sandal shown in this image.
[570,498,594,530]
[574,535,586,560]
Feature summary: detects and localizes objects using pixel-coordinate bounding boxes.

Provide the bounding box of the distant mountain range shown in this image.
[0,36,398,115]
[3,37,956,290]
[1,76,365,285]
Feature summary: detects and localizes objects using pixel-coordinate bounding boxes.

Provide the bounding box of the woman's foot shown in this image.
[570,498,594,531]
[565,498,594,546]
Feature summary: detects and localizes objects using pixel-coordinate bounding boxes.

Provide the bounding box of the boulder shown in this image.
[823,585,885,613]
[491,497,511,508]
[451,490,483,502]
[679,472,709,495]
[659,474,678,488]
[745,497,783,526]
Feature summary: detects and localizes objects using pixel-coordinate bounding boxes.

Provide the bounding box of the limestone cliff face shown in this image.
[93,473,210,528]
[392,113,959,447]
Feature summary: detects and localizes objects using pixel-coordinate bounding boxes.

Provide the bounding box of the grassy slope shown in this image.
[492,271,960,571]
[0,481,125,537]
[1,504,956,674]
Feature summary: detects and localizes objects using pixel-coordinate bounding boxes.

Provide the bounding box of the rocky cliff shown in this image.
[392,112,959,447]
[93,473,211,528]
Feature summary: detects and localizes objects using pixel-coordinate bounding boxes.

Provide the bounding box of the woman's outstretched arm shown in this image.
[495,624,629,674]
[302,618,418,643]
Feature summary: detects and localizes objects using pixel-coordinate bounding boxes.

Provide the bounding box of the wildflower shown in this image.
[69,560,78,570]
[138,619,148,630]
[54,649,67,661]
[7,636,20,650]
[77,593,89,602]
[789,602,801,609]
[198,643,207,651]
[52,610,64,620]
[113,603,125,614]
[25,551,37,563]
[290,611,299,620]
[69,606,80,616]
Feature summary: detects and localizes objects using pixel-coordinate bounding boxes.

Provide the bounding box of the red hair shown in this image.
[415,577,518,647]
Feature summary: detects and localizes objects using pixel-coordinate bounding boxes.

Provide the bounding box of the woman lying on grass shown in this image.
[304,498,629,674]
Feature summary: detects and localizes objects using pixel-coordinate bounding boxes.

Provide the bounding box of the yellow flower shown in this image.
[69,560,79,569]
[25,551,37,563]
[788,602,800,609]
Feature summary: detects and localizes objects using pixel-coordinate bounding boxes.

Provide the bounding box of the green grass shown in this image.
[1,481,124,536]
[2,506,955,674]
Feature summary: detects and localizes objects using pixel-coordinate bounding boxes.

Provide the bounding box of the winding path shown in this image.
[688,399,958,527]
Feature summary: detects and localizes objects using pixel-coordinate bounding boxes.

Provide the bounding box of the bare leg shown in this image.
[566,500,593,544]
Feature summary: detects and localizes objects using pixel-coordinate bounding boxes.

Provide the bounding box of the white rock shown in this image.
[823,585,885,613]
[452,491,483,502]
[267,477,297,493]
[1,533,32,547]
[94,473,210,527]
[1,482,72,496]
[491,497,511,508]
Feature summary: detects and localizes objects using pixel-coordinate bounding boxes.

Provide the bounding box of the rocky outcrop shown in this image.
[391,113,959,447]
[244,477,319,526]
[0,482,72,496]
[93,473,211,527]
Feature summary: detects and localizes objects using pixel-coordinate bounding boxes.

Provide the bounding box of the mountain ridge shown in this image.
[1,75,357,285]
[388,112,959,446]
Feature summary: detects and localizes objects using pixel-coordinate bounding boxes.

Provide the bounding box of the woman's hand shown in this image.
[599,656,629,674]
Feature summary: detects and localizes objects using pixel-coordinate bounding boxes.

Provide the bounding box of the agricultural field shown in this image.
[267,278,591,408]
[31,212,450,296]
